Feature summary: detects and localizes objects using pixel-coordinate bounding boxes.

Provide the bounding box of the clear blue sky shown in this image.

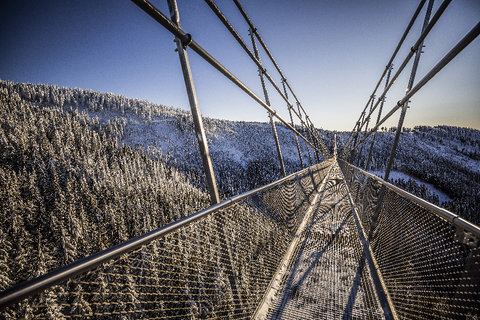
[1,0,479,131]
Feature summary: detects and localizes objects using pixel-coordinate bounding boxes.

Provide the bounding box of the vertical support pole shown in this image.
[282,79,304,169]
[249,28,287,177]
[167,0,220,205]
[310,124,321,163]
[340,121,359,159]
[306,123,319,162]
[364,64,394,172]
[383,0,434,182]
[167,4,242,312]
[334,133,338,158]
[354,96,376,202]
[349,117,363,164]
[304,116,324,161]
[349,123,361,186]
[355,95,376,167]
[297,102,313,165]
[368,0,434,242]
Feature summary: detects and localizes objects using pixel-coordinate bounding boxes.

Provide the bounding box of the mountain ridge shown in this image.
[1,79,478,219]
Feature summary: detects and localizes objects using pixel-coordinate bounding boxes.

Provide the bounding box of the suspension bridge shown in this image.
[1,0,479,318]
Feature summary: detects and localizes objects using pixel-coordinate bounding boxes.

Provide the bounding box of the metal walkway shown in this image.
[1,0,480,318]
[257,163,385,319]
[1,159,479,319]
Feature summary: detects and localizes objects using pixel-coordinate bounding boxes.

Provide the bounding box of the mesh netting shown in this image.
[340,160,480,320]
[1,161,332,319]
[264,164,385,319]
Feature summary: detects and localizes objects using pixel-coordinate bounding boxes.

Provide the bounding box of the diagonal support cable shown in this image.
[343,0,427,148]
[352,20,480,151]
[130,0,323,154]
[382,0,434,182]
[231,0,331,159]
[204,0,322,154]
[345,0,451,156]
[249,28,287,177]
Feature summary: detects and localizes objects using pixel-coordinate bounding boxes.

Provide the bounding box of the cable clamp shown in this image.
[181,33,192,49]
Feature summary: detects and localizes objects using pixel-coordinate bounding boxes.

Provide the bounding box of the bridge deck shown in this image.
[260,164,386,319]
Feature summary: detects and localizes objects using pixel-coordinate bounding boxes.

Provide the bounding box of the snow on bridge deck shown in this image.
[258,163,386,319]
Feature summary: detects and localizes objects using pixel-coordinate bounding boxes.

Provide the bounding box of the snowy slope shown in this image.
[1,80,478,223]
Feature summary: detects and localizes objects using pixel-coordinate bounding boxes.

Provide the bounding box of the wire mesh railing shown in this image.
[339,160,480,319]
[262,163,387,319]
[0,160,333,319]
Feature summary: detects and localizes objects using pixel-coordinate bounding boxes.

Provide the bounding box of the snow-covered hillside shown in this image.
[0,80,321,197]
[332,126,480,224]
[1,80,478,224]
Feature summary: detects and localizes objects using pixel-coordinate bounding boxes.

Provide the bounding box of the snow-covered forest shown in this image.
[0,81,211,291]
[0,79,479,289]
[328,125,480,224]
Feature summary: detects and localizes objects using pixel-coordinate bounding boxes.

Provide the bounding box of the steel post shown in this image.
[353,19,479,152]
[383,0,434,182]
[249,29,286,177]
[353,97,375,204]
[340,122,360,159]
[305,139,313,165]
[168,3,243,311]
[296,103,315,165]
[355,95,376,167]
[283,80,304,169]
[348,124,361,185]
[167,0,220,204]
[364,64,393,171]
[299,103,314,166]
[368,0,435,242]
[349,119,362,163]
[310,125,321,163]
[334,133,338,158]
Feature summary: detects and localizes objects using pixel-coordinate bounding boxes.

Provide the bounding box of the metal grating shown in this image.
[340,160,480,319]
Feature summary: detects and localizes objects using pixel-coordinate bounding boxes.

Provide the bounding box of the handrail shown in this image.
[339,159,480,237]
[0,160,333,309]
